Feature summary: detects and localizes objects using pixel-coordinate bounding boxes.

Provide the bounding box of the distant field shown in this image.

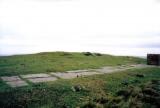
[0,52,145,76]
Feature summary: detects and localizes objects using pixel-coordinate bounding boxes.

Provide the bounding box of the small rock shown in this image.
[71,85,82,92]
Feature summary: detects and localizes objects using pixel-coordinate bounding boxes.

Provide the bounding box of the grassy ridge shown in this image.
[0,67,160,108]
[0,52,145,76]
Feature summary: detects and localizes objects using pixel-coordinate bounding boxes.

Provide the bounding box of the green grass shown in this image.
[0,67,160,108]
[0,52,145,76]
[0,52,154,108]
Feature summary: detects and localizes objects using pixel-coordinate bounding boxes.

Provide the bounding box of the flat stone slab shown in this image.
[6,80,28,88]
[27,77,57,83]
[51,72,102,79]
[67,69,89,73]
[21,74,51,79]
[80,72,102,76]
[1,76,21,82]
[96,64,149,73]
[21,73,57,83]
[51,72,80,79]
[0,64,150,87]
[1,76,28,87]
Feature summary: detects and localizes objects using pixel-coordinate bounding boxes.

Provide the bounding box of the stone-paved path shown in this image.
[0,64,152,87]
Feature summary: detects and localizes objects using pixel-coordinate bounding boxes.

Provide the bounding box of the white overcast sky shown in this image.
[0,0,160,56]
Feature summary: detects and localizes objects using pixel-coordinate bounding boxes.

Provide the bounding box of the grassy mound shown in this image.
[0,52,145,76]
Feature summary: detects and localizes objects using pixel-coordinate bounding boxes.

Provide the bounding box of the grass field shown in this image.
[0,52,145,76]
[1,52,159,108]
[0,67,160,108]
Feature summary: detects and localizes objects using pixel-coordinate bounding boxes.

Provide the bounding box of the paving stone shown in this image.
[96,67,119,73]
[6,80,28,88]
[96,64,148,73]
[1,76,28,87]
[0,64,149,87]
[51,72,101,79]
[1,76,21,82]
[21,74,51,79]
[51,72,81,79]
[80,72,102,76]
[67,69,88,73]
[27,77,57,83]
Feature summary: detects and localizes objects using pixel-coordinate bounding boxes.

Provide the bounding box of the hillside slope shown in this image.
[0,52,146,76]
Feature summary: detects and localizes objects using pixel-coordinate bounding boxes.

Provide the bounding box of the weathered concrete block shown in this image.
[6,80,28,87]
[1,76,28,87]
[51,72,81,79]
[1,76,21,82]
[27,77,57,83]
[21,74,51,79]
[51,71,101,79]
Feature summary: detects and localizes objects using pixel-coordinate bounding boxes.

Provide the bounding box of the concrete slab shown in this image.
[21,74,51,79]
[1,76,21,82]
[67,69,88,73]
[96,64,149,73]
[80,72,102,76]
[27,77,57,83]
[1,76,28,87]
[51,72,81,79]
[51,71,101,79]
[0,64,150,87]
[96,67,119,73]
[6,80,28,88]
